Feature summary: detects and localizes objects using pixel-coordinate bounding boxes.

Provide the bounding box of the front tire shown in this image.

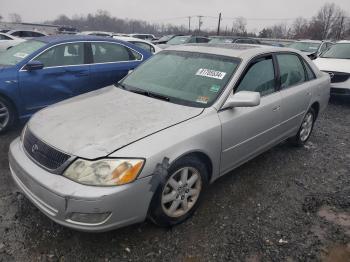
[0,96,16,134]
[148,156,208,227]
[289,108,316,146]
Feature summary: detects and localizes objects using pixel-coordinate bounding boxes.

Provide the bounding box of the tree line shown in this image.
[1,2,349,40]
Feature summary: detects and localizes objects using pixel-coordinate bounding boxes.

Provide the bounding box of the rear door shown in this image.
[219,54,283,173]
[19,42,90,114]
[87,41,143,90]
[275,53,312,138]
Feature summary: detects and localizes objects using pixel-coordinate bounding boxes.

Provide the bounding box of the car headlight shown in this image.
[63,158,144,186]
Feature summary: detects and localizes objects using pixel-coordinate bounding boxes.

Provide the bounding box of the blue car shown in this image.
[0,35,152,133]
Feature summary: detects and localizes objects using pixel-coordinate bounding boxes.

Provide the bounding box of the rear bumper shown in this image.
[9,137,155,232]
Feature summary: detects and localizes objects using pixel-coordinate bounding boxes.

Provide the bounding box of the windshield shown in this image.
[209,38,234,44]
[157,35,173,42]
[0,40,45,66]
[320,43,350,59]
[288,42,321,53]
[167,36,191,45]
[120,51,240,107]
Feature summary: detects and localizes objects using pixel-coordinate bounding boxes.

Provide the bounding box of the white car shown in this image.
[129,34,157,41]
[6,30,47,39]
[314,40,350,97]
[0,33,26,52]
[113,36,161,54]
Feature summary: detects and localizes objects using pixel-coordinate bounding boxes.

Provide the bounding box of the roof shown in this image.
[166,43,296,59]
[34,34,123,44]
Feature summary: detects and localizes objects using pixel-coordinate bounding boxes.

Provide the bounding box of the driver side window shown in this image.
[236,55,276,96]
[36,43,84,67]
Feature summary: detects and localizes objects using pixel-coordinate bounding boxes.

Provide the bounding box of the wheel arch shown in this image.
[169,150,214,183]
[310,101,320,120]
[0,92,18,119]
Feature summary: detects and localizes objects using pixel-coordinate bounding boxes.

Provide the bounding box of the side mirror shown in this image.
[222,91,261,110]
[307,52,317,60]
[24,60,44,71]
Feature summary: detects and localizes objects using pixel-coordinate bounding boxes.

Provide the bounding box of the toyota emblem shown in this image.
[328,72,335,79]
[32,144,39,153]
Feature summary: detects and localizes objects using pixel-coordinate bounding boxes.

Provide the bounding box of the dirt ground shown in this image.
[0,98,349,262]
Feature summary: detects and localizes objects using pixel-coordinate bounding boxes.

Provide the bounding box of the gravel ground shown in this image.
[0,98,349,262]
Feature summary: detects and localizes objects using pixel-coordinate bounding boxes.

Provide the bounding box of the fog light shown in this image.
[67,212,111,225]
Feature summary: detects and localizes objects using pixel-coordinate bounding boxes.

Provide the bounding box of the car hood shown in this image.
[28,86,203,159]
[314,57,350,73]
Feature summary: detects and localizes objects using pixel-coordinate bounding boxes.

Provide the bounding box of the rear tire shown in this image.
[289,108,316,147]
[0,96,16,134]
[148,156,208,227]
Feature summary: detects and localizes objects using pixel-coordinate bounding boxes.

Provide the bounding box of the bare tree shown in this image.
[231,17,247,36]
[310,3,345,39]
[8,13,22,23]
[292,17,309,39]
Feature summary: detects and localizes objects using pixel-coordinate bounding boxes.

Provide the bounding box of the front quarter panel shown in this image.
[109,108,222,184]
[0,66,20,108]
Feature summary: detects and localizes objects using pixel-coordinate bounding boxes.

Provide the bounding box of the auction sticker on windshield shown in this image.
[196,96,209,104]
[13,52,28,59]
[196,68,226,80]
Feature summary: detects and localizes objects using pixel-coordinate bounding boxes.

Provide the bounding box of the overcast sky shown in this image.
[1,0,350,32]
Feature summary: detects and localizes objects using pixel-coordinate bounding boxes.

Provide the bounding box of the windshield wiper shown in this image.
[129,89,170,102]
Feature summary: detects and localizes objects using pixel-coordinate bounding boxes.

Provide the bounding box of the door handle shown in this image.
[272,106,281,112]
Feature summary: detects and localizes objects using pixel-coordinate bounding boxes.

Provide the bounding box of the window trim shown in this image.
[273,51,310,91]
[233,53,279,97]
[20,40,144,71]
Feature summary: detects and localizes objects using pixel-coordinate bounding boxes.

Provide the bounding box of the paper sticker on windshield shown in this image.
[196,68,226,80]
[196,96,209,104]
[13,52,28,59]
[210,84,220,93]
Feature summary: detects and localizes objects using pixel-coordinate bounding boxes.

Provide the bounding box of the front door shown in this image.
[19,42,89,114]
[219,55,283,174]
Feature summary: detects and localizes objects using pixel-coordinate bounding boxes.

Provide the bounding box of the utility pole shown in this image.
[197,15,203,33]
[217,13,222,35]
[188,16,191,33]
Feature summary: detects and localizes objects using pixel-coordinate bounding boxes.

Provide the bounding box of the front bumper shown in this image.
[330,81,350,97]
[9,138,154,232]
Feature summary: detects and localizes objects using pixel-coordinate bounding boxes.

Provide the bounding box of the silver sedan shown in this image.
[9,44,330,232]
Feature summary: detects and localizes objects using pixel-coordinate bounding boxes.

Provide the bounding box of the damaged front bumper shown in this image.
[9,138,154,232]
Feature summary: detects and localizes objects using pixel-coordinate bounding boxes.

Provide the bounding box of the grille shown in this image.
[324,71,350,83]
[23,128,71,170]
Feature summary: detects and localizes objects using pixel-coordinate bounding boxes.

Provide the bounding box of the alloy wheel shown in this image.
[300,112,314,142]
[161,167,202,218]
[0,101,9,132]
